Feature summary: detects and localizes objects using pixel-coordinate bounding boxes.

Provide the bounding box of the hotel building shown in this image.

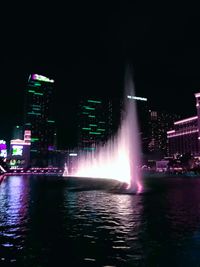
[24,74,56,165]
[167,93,200,157]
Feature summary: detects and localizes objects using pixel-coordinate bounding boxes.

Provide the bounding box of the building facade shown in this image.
[148,110,180,156]
[24,74,56,165]
[77,99,109,151]
[167,93,200,157]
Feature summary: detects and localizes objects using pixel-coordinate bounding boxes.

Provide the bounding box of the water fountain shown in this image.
[63,69,143,194]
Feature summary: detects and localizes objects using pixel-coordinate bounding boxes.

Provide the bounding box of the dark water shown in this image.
[1,175,200,266]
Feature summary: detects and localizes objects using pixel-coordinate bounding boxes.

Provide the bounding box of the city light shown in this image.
[174,116,198,125]
[127,95,147,101]
[167,129,199,138]
[32,74,54,83]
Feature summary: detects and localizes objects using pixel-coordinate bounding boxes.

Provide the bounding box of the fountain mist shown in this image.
[64,70,143,193]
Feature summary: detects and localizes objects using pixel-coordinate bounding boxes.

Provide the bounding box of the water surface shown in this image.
[1,175,200,266]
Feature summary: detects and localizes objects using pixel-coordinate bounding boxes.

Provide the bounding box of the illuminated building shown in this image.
[167,93,200,156]
[77,99,109,151]
[77,95,149,153]
[0,140,7,158]
[148,110,180,156]
[24,74,56,165]
[9,130,31,168]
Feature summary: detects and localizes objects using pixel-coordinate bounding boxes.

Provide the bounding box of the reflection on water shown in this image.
[1,175,200,266]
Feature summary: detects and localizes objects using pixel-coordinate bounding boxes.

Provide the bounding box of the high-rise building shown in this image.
[148,110,180,156]
[24,74,56,165]
[167,92,200,157]
[77,99,110,151]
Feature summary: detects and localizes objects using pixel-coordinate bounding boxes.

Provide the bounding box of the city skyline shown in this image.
[1,13,200,148]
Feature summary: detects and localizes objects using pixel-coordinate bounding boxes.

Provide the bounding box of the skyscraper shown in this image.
[24,74,56,165]
[77,99,109,151]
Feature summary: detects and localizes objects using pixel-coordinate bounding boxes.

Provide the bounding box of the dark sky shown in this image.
[0,6,200,148]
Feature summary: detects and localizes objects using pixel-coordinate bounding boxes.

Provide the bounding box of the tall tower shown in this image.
[77,99,109,151]
[24,74,56,165]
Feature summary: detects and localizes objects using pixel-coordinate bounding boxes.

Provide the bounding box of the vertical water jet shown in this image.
[63,68,143,193]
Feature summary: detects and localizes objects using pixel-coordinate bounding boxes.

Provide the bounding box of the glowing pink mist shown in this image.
[64,70,143,193]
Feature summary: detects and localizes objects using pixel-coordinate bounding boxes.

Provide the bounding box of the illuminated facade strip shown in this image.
[167,130,175,134]
[174,116,198,125]
[167,129,199,138]
[87,100,101,104]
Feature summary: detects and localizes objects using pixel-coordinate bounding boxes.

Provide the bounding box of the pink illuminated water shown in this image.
[64,73,142,193]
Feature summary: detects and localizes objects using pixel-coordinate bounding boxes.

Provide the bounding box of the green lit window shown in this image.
[82,128,91,130]
[97,129,105,131]
[83,106,95,110]
[89,131,101,135]
[89,124,97,127]
[34,92,43,96]
[87,100,101,104]
[88,115,95,118]
[28,90,35,93]
[47,120,55,123]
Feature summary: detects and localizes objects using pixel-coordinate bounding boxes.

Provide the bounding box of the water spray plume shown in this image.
[64,67,143,194]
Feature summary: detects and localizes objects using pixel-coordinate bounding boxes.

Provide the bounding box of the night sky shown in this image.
[0,7,200,148]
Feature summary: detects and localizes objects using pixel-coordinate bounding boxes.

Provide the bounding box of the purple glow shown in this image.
[167,130,175,134]
[167,129,198,138]
[64,71,143,193]
[174,116,198,125]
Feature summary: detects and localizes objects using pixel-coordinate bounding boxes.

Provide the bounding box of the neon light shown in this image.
[167,129,199,138]
[32,74,54,83]
[84,106,95,110]
[89,132,101,135]
[82,128,91,130]
[69,153,78,156]
[31,138,39,142]
[174,116,198,125]
[47,120,55,123]
[34,92,43,96]
[12,145,23,156]
[87,100,101,104]
[88,115,95,118]
[167,130,175,134]
[28,90,35,93]
[127,95,147,101]
[89,124,97,126]
[11,139,30,145]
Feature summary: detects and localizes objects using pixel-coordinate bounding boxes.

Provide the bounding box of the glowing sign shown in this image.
[69,153,78,156]
[12,145,23,156]
[32,74,54,83]
[127,95,147,101]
